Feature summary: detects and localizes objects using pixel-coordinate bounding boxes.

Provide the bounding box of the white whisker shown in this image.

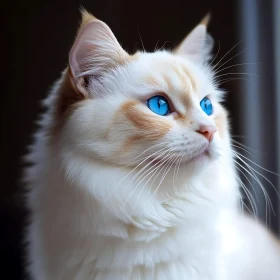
[124,148,173,205]
[209,40,220,66]
[215,72,259,79]
[214,62,258,75]
[234,153,275,225]
[235,164,258,217]
[108,145,169,200]
[213,45,243,72]
[235,151,280,178]
[149,153,178,203]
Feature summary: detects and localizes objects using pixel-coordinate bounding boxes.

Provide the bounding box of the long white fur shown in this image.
[24,15,280,280]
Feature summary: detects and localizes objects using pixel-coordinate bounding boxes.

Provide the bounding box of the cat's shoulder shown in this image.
[227,214,280,280]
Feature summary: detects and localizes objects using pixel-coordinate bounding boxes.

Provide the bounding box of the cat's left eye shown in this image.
[200,97,213,116]
[146,95,169,116]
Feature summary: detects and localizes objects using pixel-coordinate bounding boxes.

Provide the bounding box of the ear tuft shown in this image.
[200,12,211,26]
[79,8,97,30]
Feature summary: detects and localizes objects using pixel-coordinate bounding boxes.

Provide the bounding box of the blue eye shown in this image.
[147,95,169,116]
[200,97,213,116]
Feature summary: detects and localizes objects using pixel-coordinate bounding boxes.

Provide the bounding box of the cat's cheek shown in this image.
[213,105,229,139]
[208,140,221,161]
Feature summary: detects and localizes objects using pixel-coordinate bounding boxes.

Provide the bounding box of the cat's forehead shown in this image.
[128,51,213,100]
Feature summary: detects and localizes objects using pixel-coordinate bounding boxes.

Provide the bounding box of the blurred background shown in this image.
[4,0,280,279]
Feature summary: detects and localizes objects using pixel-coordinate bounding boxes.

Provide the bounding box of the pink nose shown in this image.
[197,125,217,142]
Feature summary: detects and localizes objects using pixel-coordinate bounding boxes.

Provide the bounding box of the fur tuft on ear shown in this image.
[174,14,213,64]
[200,13,211,26]
[69,10,129,96]
[78,8,97,32]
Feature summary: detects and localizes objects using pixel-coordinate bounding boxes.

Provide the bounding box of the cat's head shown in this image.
[56,11,231,181]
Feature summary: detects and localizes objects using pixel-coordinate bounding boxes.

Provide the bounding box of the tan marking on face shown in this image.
[169,64,196,109]
[180,92,192,110]
[127,106,171,140]
[162,73,173,92]
[121,135,143,153]
[173,112,187,121]
[121,101,171,141]
[147,76,160,87]
[181,64,197,92]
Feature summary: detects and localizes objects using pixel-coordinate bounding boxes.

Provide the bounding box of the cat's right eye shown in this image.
[146,95,169,116]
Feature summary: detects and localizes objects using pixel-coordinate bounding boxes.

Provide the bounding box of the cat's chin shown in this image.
[180,148,210,166]
[179,145,219,169]
[147,145,215,169]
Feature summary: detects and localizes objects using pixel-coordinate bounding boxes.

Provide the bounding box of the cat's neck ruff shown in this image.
[26,144,239,279]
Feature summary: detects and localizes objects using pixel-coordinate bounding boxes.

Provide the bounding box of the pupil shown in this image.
[157,99,161,108]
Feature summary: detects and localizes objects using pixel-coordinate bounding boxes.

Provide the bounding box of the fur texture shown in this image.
[24,11,280,280]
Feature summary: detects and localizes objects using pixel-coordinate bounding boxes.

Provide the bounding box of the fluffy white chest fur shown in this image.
[26,147,240,280]
[24,10,280,280]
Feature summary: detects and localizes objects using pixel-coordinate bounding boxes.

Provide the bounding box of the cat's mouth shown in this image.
[149,146,210,167]
[180,147,210,166]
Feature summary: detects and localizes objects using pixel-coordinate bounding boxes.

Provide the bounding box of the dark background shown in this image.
[4,0,279,279]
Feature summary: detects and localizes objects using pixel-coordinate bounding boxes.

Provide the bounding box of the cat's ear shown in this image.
[174,14,213,64]
[69,10,129,96]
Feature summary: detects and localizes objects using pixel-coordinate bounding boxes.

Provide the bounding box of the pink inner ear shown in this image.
[69,20,124,80]
[69,20,99,78]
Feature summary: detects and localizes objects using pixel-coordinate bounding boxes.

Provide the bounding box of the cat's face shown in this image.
[59,11,229,177]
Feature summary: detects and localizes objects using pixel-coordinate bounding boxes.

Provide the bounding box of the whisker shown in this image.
[108,145,169,199]
[235,153,279,213]
[158,40,173,51]
[147,153,175,195]
[237,177,257,218]
[174,153,186,194]
[149,154,178,203]
[236,184,245,216]
[235,162,259,201]
[234,153,276,223]
[172,151,184,191]
[235,151,280,177]
[235,164,258,216]
[132,148,173,186]
[215,72,259,79]
[234,159,271,224]
[137,26,146,52]
[214,62,258,75]
[154,40,160,51]
[212,41,242,71]
[231,144,254,156]
[236,175,257,218]
[209,40,220,66]
[231,139,258,153]
[132,142,169,161]
[126,149,174,206]
[214,48,244,73]
[131,152,176,209]
[218,77,248,86]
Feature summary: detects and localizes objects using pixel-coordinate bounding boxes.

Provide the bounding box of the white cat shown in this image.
[24,10,280,280]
